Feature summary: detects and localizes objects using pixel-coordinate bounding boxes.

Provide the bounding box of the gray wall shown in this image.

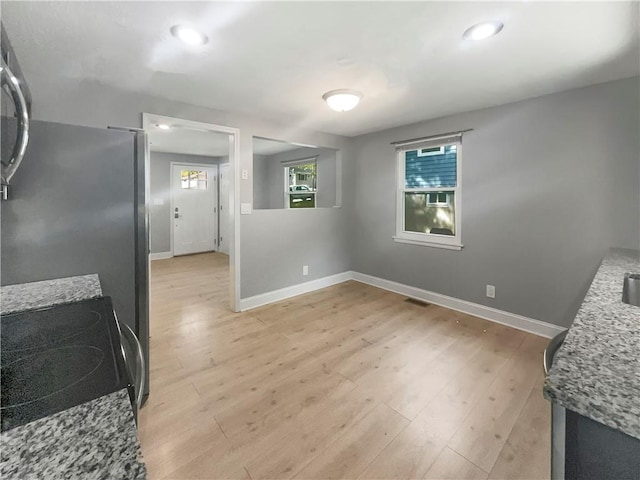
[351,77,640,327]
[252,154,269,210]
[254,146,338,209]
[25,78,354,299]
[149,151,221,254]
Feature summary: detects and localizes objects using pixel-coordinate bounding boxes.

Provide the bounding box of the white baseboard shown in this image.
[238,270,565,338]
[351,271,565,339]
[149,251,173,261]
[239,272,352,311]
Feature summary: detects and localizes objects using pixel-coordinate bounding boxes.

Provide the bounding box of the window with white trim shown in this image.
[394,137,462,249]
[282,157,317,209]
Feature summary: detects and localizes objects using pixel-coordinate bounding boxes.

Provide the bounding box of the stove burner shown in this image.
[1,309,102,354]
[1,346,105,409]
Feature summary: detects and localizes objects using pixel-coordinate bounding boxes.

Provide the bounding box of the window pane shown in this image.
[181,169,208,189]
[288,162,317,191]
[405,144,457,188]
[194,171,207,190]
[289,193,316,209]
[404,191,455,235]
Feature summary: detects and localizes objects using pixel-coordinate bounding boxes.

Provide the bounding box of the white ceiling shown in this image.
[3,2,639,137]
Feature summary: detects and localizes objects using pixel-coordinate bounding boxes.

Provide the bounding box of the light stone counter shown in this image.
[1,274,102,314]
[544,248,640,440]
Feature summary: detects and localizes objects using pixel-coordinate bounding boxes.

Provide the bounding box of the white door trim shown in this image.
[143,113,242,312]
[169,161,218,256]
[218,162,230,254]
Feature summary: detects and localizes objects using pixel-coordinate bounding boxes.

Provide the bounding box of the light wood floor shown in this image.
[139,252,550,480]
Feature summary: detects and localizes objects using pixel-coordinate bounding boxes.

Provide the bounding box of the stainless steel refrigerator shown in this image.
[0,118,150,402]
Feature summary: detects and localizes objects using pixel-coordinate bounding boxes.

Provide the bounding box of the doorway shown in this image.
[171,163,218,256]
[143,113,240,312]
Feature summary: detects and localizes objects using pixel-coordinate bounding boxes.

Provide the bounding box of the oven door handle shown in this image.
[118,320,145,411]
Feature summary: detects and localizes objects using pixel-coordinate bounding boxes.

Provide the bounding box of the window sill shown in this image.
[392,236,463,251]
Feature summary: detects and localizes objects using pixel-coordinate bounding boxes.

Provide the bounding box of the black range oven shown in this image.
[0,297,138,432]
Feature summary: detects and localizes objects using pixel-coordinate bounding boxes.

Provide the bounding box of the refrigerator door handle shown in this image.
[1,57,30,187]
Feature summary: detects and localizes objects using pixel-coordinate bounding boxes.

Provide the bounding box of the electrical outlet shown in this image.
[241,169,249,180]
[486,284,496,298]
[303,265,309,276]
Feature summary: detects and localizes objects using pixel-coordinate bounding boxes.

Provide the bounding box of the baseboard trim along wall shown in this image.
[350,272,565,339]
[149,252,173,261]
[239,271,353,311]
[239,270,566,338]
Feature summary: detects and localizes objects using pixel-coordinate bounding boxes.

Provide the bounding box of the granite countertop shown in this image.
[0,274,103,314]
[0,390,146,479]
[544,248,640,440]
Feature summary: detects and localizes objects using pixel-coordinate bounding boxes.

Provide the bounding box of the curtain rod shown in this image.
[390,128,473,146]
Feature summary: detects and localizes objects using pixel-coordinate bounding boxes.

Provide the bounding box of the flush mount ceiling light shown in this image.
[322,89,363,112]
[156,123,171,130]
[463,21,504,41]
[170,25,208,45]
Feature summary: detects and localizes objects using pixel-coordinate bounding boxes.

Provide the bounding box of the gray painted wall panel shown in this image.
[149,151,221,254]
[252,154,269,210]
[351,77,640,327]
[241,207,350,297]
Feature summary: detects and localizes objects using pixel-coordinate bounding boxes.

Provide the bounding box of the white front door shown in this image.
[172,164,218,256]
[219,163,230,255]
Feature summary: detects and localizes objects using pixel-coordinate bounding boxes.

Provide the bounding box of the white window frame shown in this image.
[393,141,463,250]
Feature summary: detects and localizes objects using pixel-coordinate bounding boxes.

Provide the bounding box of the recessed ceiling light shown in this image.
[170,25,208,45]
[156,123,171,130]
[463,21,504,41]
[322,89,363,112]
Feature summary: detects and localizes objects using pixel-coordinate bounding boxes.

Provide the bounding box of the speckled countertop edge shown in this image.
[0,274,102,314]
[544,248,640,440]
[0,389,146,479]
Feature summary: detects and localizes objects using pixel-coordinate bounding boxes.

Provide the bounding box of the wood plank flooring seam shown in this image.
[485,377,544,480]
[214,416,229,439]
[381,401,412,423]
[444,445,492,476]
[351,410,414,479]
[244,466,254,480]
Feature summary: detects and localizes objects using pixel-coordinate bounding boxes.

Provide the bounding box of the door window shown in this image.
[181,170,208,190]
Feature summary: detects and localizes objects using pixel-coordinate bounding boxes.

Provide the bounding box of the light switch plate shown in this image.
[240,203,252,214]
